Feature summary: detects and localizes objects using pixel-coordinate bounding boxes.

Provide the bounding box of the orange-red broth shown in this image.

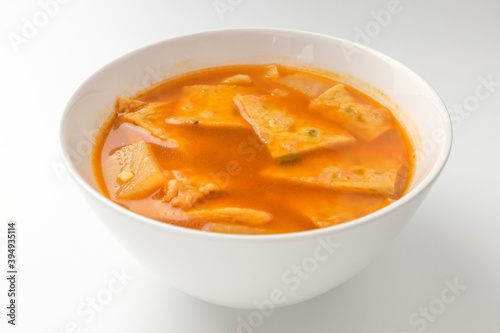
[93,65,414,234]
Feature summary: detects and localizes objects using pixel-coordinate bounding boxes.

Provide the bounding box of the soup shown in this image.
[92,64,414,234]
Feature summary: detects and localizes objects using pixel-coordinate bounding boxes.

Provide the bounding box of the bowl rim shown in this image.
[59,27,453,242]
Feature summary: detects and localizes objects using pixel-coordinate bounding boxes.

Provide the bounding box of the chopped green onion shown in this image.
[277,154,301,164]
[306,128,319,136]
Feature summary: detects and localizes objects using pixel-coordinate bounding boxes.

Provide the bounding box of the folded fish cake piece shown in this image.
[315,166,399,195]
[106,140,167,200]
[166,85,256,127]
[305,197,395,229]
[263,163,401,196]
[309,84,393,141]
[119,97,178,146]
[161,171,219,209]
[184,207,272,225]
[115,97,146,114]
[158,207,271,234]
[203,223,265,234]
[159,207,272,233]
[234,94,355,160]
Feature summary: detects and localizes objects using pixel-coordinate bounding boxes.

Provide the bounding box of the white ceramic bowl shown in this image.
[59,28,452,308]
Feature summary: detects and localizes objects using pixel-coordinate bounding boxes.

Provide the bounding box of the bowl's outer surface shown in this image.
[60,28,452,308]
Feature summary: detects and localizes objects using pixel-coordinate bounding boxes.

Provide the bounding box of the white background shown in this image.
[1,0,499,332]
